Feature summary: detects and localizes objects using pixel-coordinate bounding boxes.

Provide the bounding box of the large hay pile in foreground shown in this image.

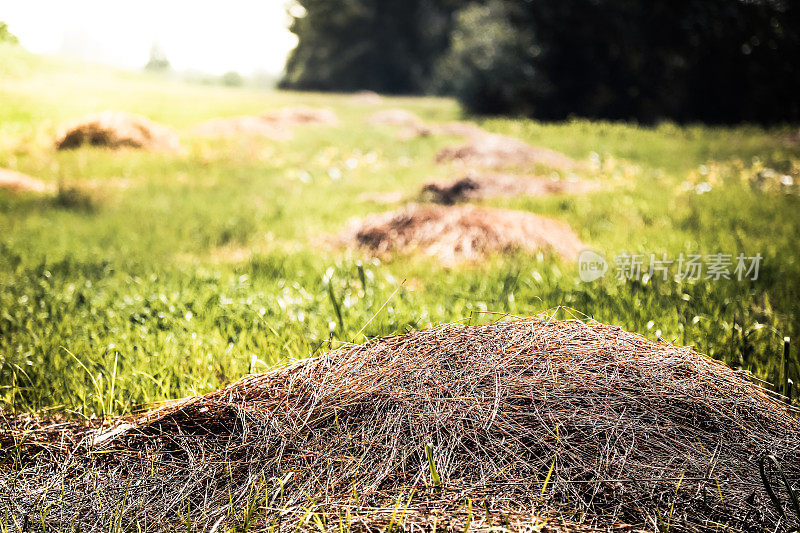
[4,319,798,532]
[55,111,182,152]
[341,204,584,264]
[436,133,577,170]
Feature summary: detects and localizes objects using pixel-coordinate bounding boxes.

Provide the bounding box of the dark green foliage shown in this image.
[283,0,800,123]
[280,0,460,94]
[221,71,244,87]
[0,22,18,44]
[144,43,170,73]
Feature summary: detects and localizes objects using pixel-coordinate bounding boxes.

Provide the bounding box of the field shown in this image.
[1,41,799,422]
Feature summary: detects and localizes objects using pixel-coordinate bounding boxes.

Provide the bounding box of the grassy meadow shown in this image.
[1,42,799,418]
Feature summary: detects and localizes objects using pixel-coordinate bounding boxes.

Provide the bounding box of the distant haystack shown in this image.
[356,190,406,204]
[422,173,598,204]
[261,105,338,126]
[193,116,292,140]
[351,90,382,105]
[373,114,488,140]
[436,133,576,170]
[342,204,583,264]
[430,121,486,139]
[55,111,182,152]
[0,168,54,194]
[367,109,425,129]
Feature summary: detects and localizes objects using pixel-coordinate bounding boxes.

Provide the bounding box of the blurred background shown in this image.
[5,0,800,122]
[0,1,799,415]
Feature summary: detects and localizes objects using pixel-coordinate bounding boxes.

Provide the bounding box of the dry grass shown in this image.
[55,111,182,152]
[436,133,578,171]
[3,317,798,532]
[422,173,599,204]
[340,204,584,264]
[0,168,54,193]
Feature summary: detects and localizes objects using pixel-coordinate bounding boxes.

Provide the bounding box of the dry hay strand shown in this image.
[367,109,425,129]
[192,116,293,140]
[4,318,798,532]
[55,111,182,152]
[0,168,54,194]
[340,204,583,264]
[436,133,577,171]
[422,173,599,204]
[261,105,339,126]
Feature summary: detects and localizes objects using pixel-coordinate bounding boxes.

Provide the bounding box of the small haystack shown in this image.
[372,114,488,140]
[367,109,425,129]
[356,190,406,204]
[192,116,292,140]
[342,204,583,263]
[436,133,577,171]
[351,90,383,105]
[4,318,798,531]
[261,105,339,126]
[430,121,486,139]
[0,168,54,194]
[55,111,182,152]
[422,173,598,204]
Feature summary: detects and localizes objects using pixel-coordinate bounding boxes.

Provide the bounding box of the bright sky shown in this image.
[2,0,299,75]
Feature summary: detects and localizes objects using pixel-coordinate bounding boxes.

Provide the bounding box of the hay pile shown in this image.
[368,109,426,129]
[55,111,182,152]
[431,121,487,139]
[341,204,583,264]
[193,116,293,139]
[261,105,339,126]
[351,90,382,105]
[4,318,798,532]
[0,168,54,194]
[422,174,598,204]
[368,109,433,139]
[436,133,576,171]
[193,106,337,139]
[369,113,488,140]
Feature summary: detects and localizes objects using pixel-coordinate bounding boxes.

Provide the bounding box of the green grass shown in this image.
[1,42,799,417]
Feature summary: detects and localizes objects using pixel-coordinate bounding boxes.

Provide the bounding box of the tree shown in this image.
[145,43,170,72]
[0,22,19,44]
[281,0,800,123]
[221,71,244,87]
[280,0,460,94]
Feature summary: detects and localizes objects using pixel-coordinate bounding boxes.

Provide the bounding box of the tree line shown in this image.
[280,0,800,124]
